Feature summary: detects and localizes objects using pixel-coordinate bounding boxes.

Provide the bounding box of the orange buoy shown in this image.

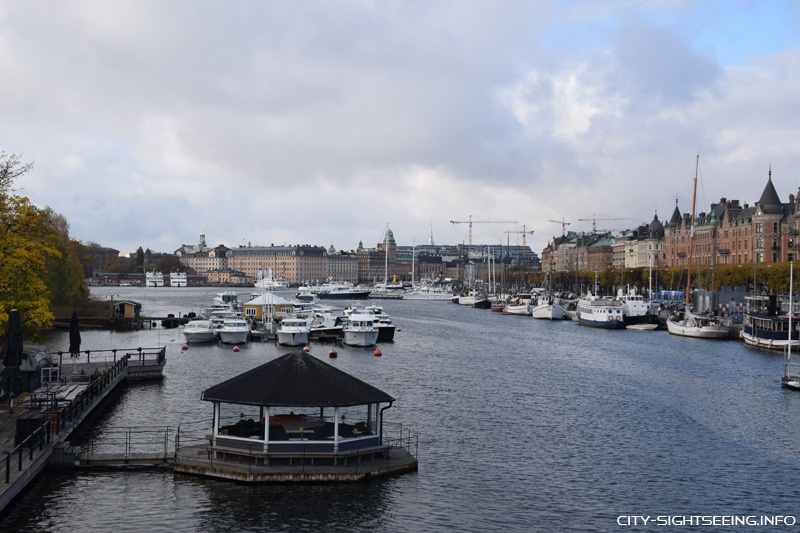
[233,346,240,352]
[374,349,382,357]
[182,344,189,350]
[329,350,338,358]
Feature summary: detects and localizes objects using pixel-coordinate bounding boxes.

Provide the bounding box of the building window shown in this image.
[756,222,763,233]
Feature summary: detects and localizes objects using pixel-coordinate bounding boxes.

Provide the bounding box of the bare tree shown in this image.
[0,151,34,194]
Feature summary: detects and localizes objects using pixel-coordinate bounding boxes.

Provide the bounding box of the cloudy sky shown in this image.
[2,0,799,256]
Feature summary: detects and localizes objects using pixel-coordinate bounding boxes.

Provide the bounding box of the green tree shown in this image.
[136,246,145,269]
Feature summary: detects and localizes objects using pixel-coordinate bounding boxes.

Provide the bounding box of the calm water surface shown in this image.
[3,286,800,531]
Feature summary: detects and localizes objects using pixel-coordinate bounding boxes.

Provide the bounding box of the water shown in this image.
[4,286,800,531]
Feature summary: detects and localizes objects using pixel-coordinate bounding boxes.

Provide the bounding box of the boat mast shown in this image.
[685,153,699,308]
[384,222,389,287]
[788,262,794,378]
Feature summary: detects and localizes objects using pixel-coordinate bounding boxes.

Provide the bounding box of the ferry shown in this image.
[576,292,626,329]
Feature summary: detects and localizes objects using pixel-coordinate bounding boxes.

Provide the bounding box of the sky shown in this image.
[2,0,800,256]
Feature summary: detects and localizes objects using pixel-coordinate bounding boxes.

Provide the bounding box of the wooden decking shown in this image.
[173,443,418,482]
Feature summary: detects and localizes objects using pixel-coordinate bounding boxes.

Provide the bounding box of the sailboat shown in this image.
[666,154,730,339]
[782,262,800,389]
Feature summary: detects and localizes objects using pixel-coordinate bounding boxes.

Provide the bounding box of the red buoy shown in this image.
[329,350,338,358]
[373,349,382,357]
[233,346,240,352]
[303,346,310,352]
[397,328,401,332]
[182,344,189,350]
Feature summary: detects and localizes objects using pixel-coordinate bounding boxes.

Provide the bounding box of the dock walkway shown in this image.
[0,348,166,514]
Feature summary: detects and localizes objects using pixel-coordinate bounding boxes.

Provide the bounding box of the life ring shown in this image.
[615,316,621,321]
[608,316,613,321]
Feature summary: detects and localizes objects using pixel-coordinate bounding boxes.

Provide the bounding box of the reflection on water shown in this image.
[4,286,800,531]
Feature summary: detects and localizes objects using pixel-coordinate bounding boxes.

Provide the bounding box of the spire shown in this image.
[757,166,782,214]
[427,219,435,246]
[199,229,206,247]
[667,198,682,228]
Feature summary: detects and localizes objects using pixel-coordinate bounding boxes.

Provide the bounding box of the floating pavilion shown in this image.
[173,351,418,482]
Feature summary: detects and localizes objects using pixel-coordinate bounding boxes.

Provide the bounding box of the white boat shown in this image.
[170,272,187,287]
[201,292,242,319]
[666,155,730,339]
[627,323,659,331]
[145,271,164,287]
[217,318,250,344]
[576,292,626,329]
[617,286,655,326]
[503,294,533,316]
[182,319,219,343]
[342,313,379,347]
[531,294,565,320]
[316,282,371,300]
[308,312,344,340]
[254,277,290,289]
[666,312,729,338]
[277,317,310,346]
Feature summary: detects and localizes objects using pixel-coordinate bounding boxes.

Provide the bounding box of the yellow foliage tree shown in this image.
[0,194,61,335]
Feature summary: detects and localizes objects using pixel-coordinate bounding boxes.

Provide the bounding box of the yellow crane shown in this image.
[548,218,571,236]
[578,214,632,233]
[450,215,518,253]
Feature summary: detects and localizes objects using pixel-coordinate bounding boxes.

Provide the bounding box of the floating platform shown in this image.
[173,443,418,483]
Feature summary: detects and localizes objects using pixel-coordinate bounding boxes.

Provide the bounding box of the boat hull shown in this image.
[343,329,379,347]
[218,330,250,344]
[531,304,564,320]
[277,331,309,346]
[665,318,729,338]
[577,316,626,329]
[318,291,371,300]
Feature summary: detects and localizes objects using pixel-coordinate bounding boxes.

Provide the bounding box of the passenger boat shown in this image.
[277,317,310,346]
[342,314,379,347]
[146,271,164,287]
[742,294,800,349]
[183,319,219,343]
[169,272,187,287]
[576,292,626,329]
[616,286,656,326]
[217,318,250,344]
[782,263,800,388]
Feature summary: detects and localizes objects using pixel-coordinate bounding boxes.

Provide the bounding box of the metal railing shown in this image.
[2,356,129,484]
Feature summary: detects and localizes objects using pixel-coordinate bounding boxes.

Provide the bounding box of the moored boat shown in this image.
[342,313,379,347]
[577,292,626,329]
[183,319,219,343]
[218,318,250,344]
[277,317,310,346]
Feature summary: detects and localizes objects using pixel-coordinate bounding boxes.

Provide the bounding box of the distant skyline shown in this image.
[2,1,800,255]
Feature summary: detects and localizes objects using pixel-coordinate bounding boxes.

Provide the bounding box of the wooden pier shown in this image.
[0,347,166,514]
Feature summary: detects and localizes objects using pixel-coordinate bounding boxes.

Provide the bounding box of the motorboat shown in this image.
[342,313,379,347]
[254,277,290,290]
[316,282,371,300]
[742,294,800,349]
[201,292,243,319]
[576,292,626,329]
[277,317,310,346]
[308,312,344,341]
[404,284,453,301]
[217,318,250,344]
[183,319,219,343]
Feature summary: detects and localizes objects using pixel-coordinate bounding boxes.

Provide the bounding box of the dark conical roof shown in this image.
[648,213,664,238]
[758,171,783,214]
[667,201,682,227]
[201,351,394,407]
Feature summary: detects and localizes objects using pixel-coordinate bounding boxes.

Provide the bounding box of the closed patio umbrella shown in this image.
[69,310,81,374]
[1,309,24,411]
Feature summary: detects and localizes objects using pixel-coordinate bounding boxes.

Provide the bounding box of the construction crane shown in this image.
[450,215,518,253]
[548,218,571,236]
[578,214,633,233]
[505,225,535,249]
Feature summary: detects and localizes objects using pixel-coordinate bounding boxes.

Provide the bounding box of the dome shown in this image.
[648,213,664,239]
